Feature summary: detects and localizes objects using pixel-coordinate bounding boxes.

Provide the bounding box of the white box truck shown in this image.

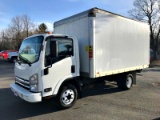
[10,7,150,109]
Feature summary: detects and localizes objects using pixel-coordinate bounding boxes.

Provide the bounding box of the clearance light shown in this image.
[89,46,93,59]
[47,31,51,34]
[45,31,51,34]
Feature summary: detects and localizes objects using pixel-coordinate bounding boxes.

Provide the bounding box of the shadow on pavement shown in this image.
[0,88,62,120]
[153,118,160,120]
[142,68,160,72]
[82,80,122,98]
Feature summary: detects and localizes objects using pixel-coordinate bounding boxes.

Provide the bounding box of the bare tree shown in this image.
[0,30,13,50]
[7,15,36,49]
[0,15,48,50]
[22,15,35,37]
[9,16,23,49]
[128,0,160,56]
[9,16,22,36]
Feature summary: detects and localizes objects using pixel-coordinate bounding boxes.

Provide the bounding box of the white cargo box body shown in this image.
[54,8,150,78]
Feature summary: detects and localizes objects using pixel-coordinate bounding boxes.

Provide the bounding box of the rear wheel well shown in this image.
[11,56,17,59]
[116,71,136,90]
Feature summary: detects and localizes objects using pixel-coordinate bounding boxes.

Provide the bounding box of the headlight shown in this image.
[29,74,38,92]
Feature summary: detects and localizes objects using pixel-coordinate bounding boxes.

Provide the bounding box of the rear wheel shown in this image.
[11,57,17,63]
[117,74,133,90]
[57,84,78,109]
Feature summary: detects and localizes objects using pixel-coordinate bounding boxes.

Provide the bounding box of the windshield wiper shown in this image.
[19,54,32,66]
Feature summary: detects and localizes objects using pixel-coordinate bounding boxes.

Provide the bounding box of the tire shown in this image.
[57,84,78,109]
[12,57,17,63]
[117,74,133,90]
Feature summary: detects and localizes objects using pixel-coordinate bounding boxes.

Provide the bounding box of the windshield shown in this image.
[18,36,44,64]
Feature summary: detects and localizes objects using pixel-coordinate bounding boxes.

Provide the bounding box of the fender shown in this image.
[53,75,75,95]
[53,75,82,97]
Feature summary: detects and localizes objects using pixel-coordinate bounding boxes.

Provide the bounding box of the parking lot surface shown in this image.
[0,60,160,120]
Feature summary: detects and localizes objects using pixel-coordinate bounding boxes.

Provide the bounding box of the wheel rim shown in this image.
[126,76,132,88]
[61,89,75,105]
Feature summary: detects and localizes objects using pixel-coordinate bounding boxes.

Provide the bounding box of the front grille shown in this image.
[15,77,30,89]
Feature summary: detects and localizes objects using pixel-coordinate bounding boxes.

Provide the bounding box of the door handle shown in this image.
[71,65,75,73]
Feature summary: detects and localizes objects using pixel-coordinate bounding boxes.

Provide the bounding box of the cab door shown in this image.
[42,36,76,97]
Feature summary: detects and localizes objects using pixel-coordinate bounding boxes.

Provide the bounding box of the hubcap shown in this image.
[61,89,75,105]
[126,76,132,88]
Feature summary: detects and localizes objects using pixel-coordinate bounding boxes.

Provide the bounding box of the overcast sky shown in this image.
[0,0,134,31]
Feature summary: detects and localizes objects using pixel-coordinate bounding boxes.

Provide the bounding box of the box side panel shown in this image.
[94,12,150,76]
[54,17,90,75]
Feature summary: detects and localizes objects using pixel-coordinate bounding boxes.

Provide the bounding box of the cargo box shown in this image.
[54,7,150,78]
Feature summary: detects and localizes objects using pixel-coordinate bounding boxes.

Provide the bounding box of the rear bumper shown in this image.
[10,83,42,103]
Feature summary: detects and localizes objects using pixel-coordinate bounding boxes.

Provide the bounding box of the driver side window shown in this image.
[58,40,73,60]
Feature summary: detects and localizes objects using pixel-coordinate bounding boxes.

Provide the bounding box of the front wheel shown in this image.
[57,84,78,109]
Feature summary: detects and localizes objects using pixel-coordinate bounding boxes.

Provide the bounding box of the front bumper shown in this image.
[10,83,42,103]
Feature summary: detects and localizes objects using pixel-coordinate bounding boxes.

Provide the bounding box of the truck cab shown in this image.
[11,33,80,108]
